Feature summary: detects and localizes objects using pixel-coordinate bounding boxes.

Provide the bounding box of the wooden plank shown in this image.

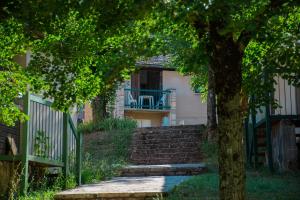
[272,120,298,171]
[29,94,52,106]
[244,117,250,163]
[28,155,64,167]
[62,113,69,188]
[0,154,21,161]
[68,116,77,140]
[270,115,300,120]
[265,72,274,172]
[0,122,20,155]
[6,135,18,155]
[21,91,30,195]
[251,102,258,168]
[76,131,82,185]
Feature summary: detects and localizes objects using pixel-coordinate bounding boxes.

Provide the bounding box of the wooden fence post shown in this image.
[20,92,30,195]
[62,113,69,188]
[264,71,274,172]
[265,101,274,172]
[244,117,249,163]
[250,96,258,168]
[76,130,82,185]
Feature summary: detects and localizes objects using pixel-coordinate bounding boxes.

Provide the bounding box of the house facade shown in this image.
[83,57,208,127]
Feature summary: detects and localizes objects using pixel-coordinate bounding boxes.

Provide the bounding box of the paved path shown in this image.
[121,163,207,176]
[55,176,191,200]
[124,163,206,169]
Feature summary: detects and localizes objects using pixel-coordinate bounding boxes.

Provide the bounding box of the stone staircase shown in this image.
[55,125,207,200]
[130,125,205,165]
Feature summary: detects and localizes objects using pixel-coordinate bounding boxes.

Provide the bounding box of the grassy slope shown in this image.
[166,139,300,200]
[82,128,133,183]
[80,118,136,184]
[167,170,300,200]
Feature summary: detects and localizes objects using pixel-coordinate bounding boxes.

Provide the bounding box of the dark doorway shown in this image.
[130,69,163,109]
[131,69,162,90]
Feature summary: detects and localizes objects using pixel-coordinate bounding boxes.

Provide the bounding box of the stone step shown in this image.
[137,124,205,131]
[131,148,200,154]
[54,176,191,200]
[131,158,202,165]
[135,129,203,134]
[132,139,201,146]
[133,133,201,140]
[120,163,207,177]
[130,155,203,164]
[130,125,204,164]
[131,143,200,150]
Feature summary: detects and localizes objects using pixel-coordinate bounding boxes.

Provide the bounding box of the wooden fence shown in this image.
[0,92,82,195]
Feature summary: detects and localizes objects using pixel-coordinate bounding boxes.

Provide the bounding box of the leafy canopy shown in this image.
[0,19,28,126]
[0,0,156,124]
[140,1,300,108]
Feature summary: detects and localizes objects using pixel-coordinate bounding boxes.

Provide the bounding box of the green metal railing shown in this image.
[0,92,82,195]
[124,88,171,110]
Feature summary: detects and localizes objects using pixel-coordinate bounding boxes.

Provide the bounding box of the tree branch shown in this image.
[237,0,294,48]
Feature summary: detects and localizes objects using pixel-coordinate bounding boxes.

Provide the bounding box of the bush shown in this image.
[78,118,137,134]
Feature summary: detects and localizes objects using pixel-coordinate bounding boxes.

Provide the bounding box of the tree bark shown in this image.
[210,32,246,199]
[92,95,108,122]
[207,64,217,141]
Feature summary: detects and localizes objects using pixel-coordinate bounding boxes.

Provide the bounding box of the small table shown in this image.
[139,95,154,109]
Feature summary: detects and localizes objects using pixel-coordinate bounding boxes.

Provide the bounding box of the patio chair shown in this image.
[128,92,137,108]
[156,93,167,109]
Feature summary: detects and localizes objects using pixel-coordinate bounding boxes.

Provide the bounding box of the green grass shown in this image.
[165,170,300,200]
[165,139,300,200]
[166,138,300,200]
[18,190,56,200]
[16,173,75,200]
[80,118,137,183]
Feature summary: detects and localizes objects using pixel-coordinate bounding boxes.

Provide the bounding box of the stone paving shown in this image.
[54,176,191,200]
[120,163,207,176]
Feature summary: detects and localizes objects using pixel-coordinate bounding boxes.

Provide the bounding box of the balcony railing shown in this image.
[124,88,171,110]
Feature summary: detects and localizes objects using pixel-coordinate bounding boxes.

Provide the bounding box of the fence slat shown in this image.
[21,91,30,195]
[76,129,82,185]
[62,113,69,188]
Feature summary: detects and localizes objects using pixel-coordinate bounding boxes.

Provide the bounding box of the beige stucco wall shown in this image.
[124,111,168,127]
[162,71,207,125]
[83,103,93,123]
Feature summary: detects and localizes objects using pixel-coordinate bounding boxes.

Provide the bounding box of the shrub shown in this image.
[78,118,137,134]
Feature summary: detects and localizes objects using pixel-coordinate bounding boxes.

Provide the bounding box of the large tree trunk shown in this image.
[207,64,217,141]
[210,33,246,199]
[92,95,108,122]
